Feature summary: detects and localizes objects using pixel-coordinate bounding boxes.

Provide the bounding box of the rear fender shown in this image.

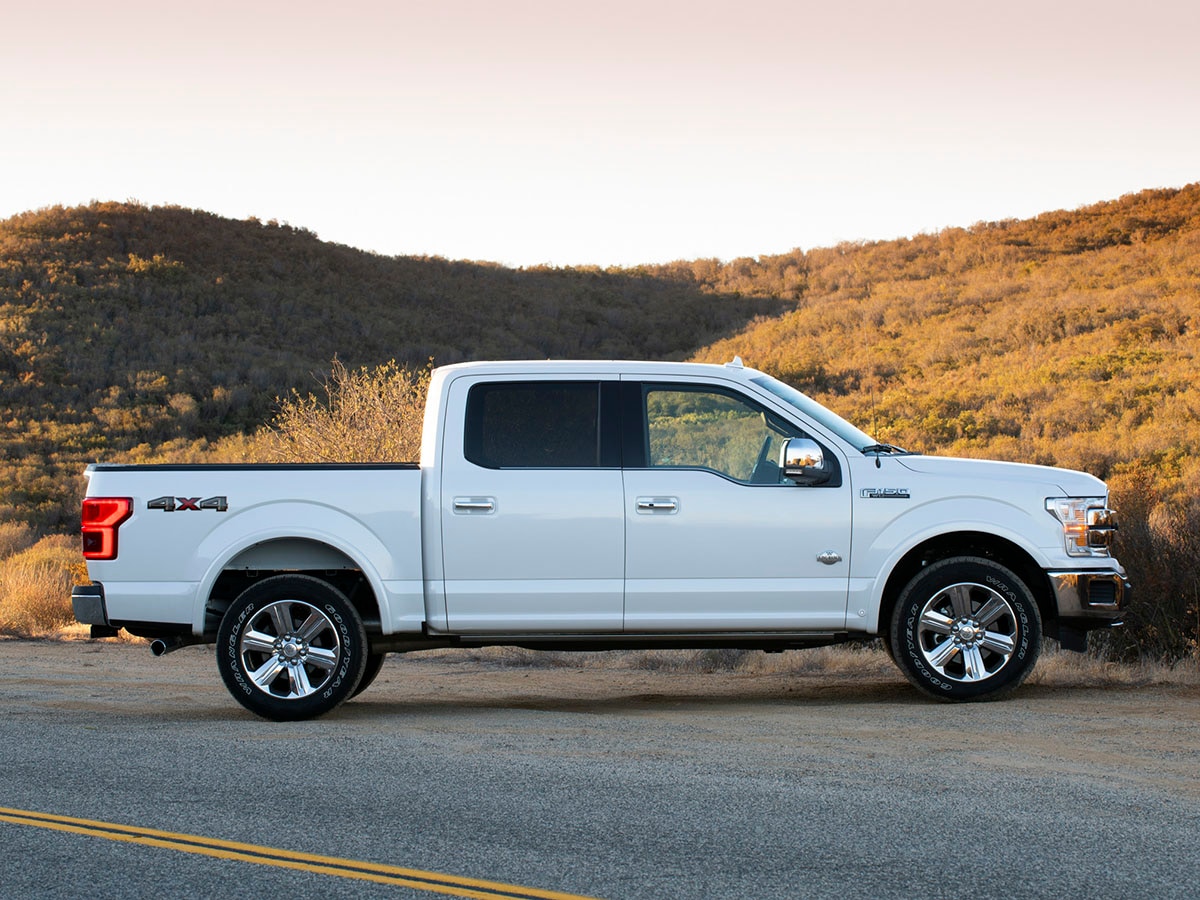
[190,502,415,636]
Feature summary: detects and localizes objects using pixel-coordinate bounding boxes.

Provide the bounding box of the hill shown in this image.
[688,184,1200,499]
[1,187,1197,659]
[0,202,788,527]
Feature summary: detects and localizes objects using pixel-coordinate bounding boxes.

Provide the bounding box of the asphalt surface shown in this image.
[2,640,1198,899]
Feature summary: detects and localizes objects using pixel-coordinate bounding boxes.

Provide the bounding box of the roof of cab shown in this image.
[432,357,758,380]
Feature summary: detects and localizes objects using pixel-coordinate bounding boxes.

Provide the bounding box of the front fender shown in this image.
[852,496,1057,631]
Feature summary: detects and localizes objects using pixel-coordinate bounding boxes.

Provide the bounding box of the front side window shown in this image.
[644,386,799,483]
[465,382,602,468]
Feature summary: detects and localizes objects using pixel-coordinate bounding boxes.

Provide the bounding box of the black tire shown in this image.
[890,556,1041,702]
[351,652,388,699]
[217,574,367,721]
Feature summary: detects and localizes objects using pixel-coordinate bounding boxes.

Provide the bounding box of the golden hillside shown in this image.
[688,185,1200,498]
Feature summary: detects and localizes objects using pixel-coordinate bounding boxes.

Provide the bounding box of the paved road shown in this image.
[2,640,1198,899]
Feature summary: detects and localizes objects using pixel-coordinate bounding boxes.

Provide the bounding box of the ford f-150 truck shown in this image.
[73,358,1129,720]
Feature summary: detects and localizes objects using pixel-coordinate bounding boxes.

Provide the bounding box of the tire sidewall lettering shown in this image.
[226,600,256,696]
[322,602,353,699]
[984,573,1033,660]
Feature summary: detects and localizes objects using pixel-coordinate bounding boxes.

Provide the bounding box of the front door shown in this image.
[622,382,851,631]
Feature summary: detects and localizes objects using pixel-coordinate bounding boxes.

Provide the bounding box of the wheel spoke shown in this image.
[927,636,962,669]
[305,646,338,671]
[961,645,988,681]
[946,584,974,619]
[249,656,285,690]
[295,611,330,644]
[980,629,1016,656]
[975,596,1010,629]
[289,663,314,697]
[241,628,277,655]
[920,609,955,635]
[268,602,294,637]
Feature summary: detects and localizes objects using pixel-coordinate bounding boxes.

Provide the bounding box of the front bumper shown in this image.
[1048,568,1131,628]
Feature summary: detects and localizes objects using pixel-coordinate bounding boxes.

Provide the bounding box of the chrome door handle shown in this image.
[453,497,495,513]
[637,497,678,513]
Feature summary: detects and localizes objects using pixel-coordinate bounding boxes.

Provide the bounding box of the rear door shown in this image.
[439,376,625,632]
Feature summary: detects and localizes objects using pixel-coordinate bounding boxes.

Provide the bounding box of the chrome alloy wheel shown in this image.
[236,599,342,699]
[915,582,1018,683]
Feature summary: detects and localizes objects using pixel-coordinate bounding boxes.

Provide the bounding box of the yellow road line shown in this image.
[0,806,599,900]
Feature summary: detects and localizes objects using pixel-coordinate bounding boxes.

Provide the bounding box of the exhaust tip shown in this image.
[149,635,201,656]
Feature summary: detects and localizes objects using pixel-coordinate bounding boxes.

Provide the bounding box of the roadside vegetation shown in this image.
[0,528,84,635]
[0,186,1197,665]
[259,357,431,463]
[418,642,1200,688]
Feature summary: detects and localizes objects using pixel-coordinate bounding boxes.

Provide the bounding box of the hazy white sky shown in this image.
[3,0,1197,267]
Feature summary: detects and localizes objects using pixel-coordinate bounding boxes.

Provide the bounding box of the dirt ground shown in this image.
[5,636,1199,799]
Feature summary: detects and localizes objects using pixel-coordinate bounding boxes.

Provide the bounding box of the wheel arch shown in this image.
[877,531,1055,640]
[198,536,385,639]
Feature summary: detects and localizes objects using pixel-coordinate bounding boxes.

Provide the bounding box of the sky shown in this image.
[3,0,1198,268]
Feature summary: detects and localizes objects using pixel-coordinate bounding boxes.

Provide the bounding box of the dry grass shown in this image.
[424,641,1200,686]
[0,521,37,559]
[1028,642,1200,688]
[0,535,87,637]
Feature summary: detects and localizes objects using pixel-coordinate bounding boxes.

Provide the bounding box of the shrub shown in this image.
[0,535,85,636]
[261,357,432,462]
[1096,473,1200,662]
[0,521,37,559]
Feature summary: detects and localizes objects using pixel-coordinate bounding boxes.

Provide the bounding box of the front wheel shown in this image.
[217,575,368,721]
[890,556,1041,701]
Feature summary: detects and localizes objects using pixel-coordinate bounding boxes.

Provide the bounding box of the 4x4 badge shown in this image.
[147,496,229,512]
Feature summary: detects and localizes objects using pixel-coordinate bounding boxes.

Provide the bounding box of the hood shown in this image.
[894,454,1107,496]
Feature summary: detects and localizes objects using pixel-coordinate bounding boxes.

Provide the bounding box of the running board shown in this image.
[372,631,853,654]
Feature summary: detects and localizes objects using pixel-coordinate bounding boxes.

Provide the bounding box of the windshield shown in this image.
[749,373,876,449]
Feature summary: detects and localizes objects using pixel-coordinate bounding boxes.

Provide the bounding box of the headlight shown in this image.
[1045,497,1117,557]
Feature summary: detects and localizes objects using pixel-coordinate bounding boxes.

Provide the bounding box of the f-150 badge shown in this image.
[860,488,910,499]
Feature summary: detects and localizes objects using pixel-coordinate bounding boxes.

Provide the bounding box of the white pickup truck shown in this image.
[73,358,1129,720]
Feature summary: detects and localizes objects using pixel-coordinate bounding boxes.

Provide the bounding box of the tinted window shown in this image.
[465,382,602,468]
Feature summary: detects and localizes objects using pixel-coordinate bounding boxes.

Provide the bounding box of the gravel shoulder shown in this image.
[6,637,1199,798]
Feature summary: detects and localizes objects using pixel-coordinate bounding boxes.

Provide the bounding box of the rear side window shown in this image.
[465,382,603,468]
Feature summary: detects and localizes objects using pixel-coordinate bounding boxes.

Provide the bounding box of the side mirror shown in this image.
[782,438,830,485]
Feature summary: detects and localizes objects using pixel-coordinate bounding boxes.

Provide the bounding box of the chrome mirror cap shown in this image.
[782,438,830,485]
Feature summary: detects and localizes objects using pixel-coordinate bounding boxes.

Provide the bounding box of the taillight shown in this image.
[82,497,133,560]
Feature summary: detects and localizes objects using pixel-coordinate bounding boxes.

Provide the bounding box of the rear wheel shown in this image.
[217,575,367,721]
[890,556,1041,701]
